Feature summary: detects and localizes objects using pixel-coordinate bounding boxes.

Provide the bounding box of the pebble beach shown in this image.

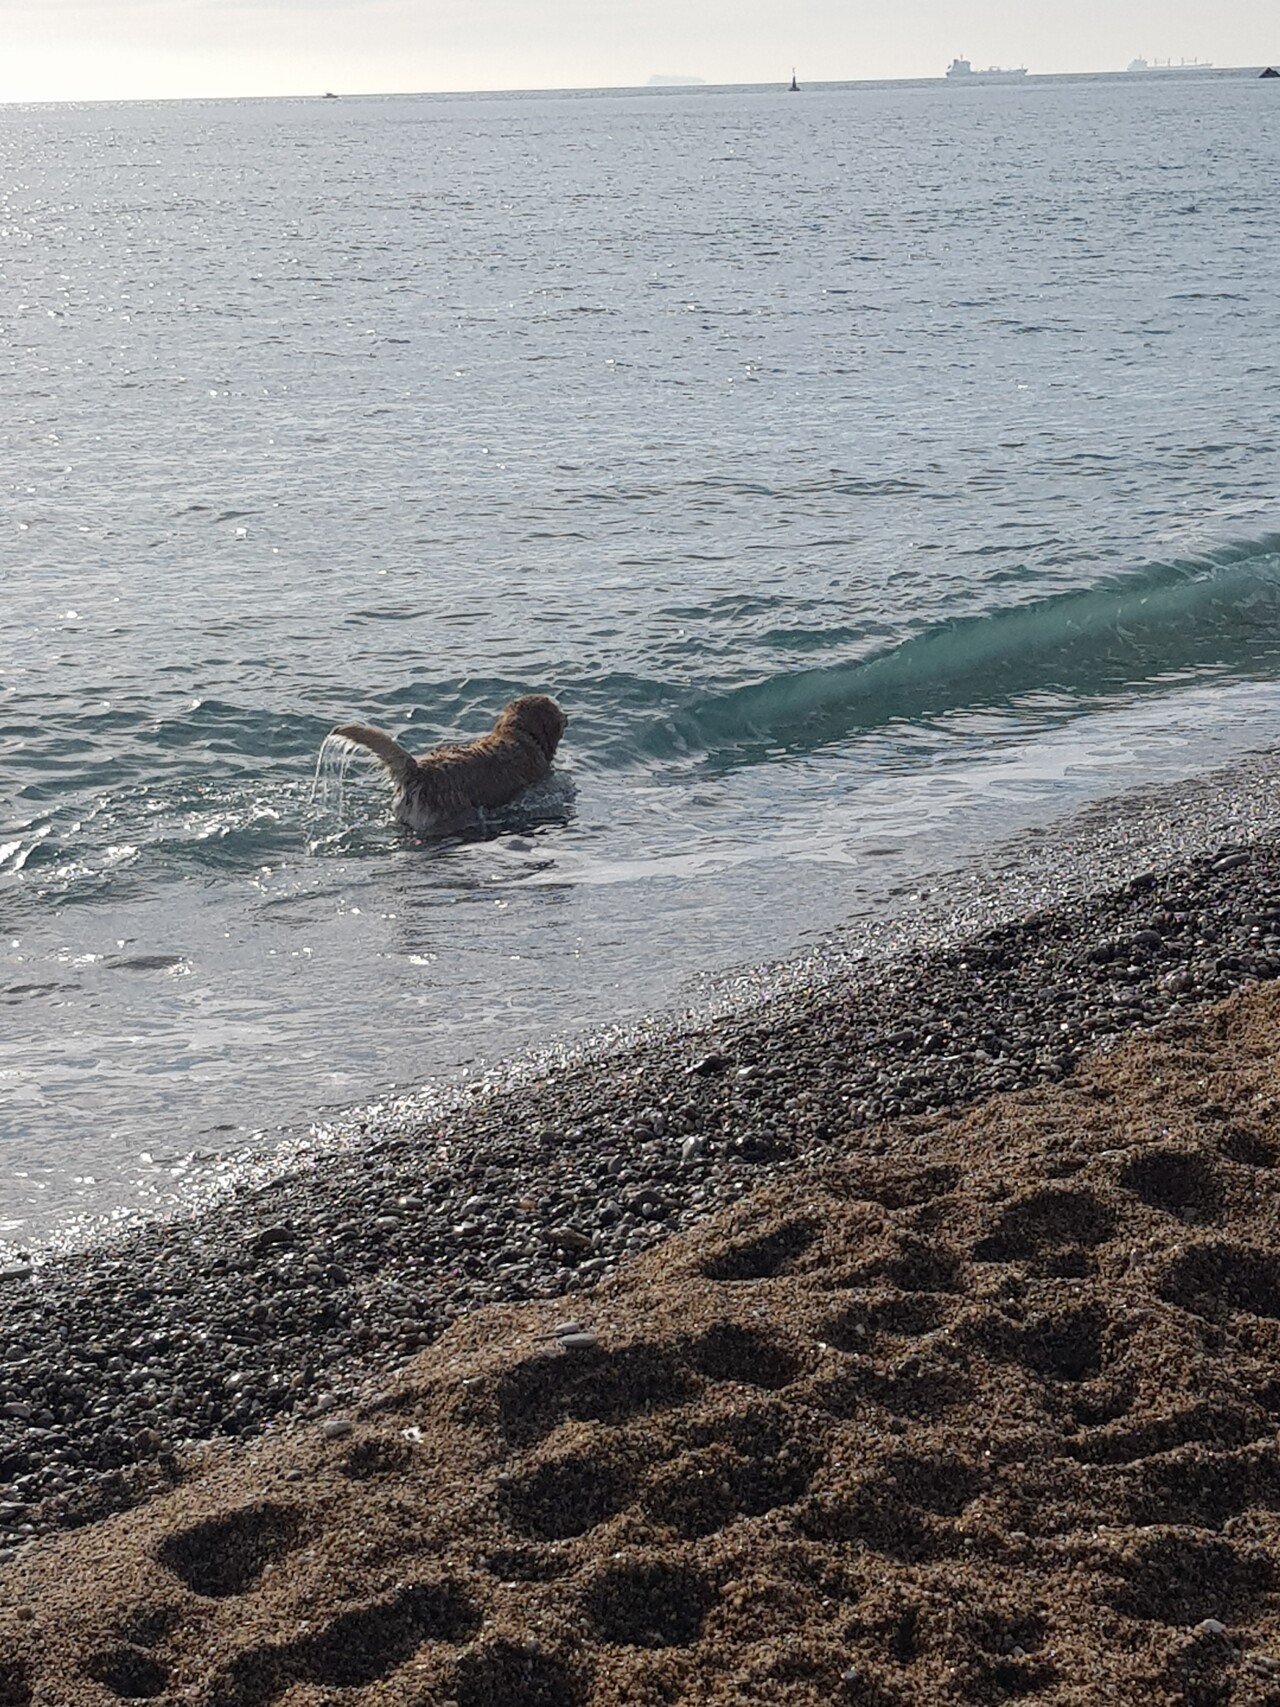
[7,780,1280,1700]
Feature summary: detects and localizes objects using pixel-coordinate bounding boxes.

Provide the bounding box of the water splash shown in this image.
[309,731,367,819]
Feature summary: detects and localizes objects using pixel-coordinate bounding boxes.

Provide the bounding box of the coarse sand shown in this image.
[7,983,1280,1703]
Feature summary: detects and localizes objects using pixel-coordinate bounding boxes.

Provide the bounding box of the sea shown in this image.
[2,70,1279,1250]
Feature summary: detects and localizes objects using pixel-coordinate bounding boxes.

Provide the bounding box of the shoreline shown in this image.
[5,793,1280,1565]
[19,743,1280,1266]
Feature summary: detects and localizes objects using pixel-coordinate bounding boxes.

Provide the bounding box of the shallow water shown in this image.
[2,74,1279,1241]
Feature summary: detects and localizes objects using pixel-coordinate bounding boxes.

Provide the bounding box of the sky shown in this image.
[1,0,1275,104]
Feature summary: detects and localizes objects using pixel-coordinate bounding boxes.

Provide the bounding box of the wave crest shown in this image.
[655,534,1280,767]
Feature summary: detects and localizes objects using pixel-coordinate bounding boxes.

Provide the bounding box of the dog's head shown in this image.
[500,694,567,762]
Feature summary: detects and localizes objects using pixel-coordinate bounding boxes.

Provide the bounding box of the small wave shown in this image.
[0,980,77,1003]
[102,953,190,973]
[142,699,325,758]
[648,534,1280,768]
[2,784,303,906]
[1,822,57,877]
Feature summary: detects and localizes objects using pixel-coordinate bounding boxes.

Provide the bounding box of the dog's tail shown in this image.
[330,723,418,786]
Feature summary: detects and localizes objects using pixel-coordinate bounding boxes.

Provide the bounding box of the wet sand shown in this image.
[6,822,1280,1700]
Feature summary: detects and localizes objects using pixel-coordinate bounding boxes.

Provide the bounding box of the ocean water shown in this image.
[3,73,1279,1245]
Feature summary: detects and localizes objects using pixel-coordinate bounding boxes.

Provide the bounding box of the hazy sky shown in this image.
[2,0,1275,103]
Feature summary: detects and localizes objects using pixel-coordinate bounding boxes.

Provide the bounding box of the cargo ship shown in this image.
[945,57,1027,81]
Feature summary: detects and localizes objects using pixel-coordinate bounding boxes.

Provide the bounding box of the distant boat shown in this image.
[322,91,339,99]
[945,57,1027,82]
[789,68,800,91]
[1126,56,1212,73]
[1261,66,1279,78]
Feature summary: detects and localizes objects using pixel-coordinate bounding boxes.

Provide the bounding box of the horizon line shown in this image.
[0,63,1266,110]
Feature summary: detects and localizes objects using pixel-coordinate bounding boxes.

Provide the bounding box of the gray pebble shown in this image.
[549,1224,592,1252]
[248,1226,295,1255]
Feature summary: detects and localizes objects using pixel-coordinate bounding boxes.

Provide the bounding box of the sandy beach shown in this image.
[6,828,1280,1701]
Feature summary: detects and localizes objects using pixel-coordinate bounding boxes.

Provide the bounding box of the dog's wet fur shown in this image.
[331,694,567,836]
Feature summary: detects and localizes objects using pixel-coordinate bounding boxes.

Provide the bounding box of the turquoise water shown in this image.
[3,74,1279,1238]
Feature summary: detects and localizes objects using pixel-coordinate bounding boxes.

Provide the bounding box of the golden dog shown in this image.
[331,694,567,836]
